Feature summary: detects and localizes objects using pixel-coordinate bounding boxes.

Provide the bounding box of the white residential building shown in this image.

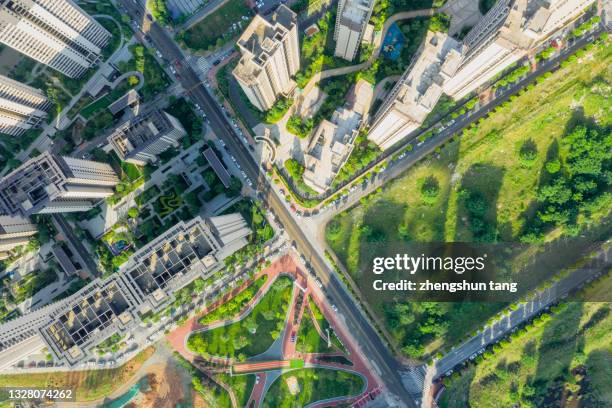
[368,32,461,150]
[233,5,300,111]
[0,0,112,78]
[303,79,373,193]
[108,109,186,166]
[444,0,595,99]
[0,214,37,257]
[0,152,119,216]
[334,0,376,61]
[0,74,49,136]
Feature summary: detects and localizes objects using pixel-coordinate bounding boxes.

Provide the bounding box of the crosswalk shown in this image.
[400,364,428,404]
[190,56,211,75]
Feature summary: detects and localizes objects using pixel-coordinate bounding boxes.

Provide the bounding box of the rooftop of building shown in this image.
[108,109,184,160]
[386,31,461,122]
[303,82,367,193]
[0,152,118,216]
[339,0,374,30]
[237,5,296,63]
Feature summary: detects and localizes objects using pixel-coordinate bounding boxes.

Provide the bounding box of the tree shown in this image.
[545,159,561,174]
[285,158,304,180]
[519,139,538,165]
[420,176,440,203]
[127,207,139,218]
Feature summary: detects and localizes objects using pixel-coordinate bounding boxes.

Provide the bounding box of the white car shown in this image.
[219,139,226,147]
[156,50,163,59]
[169,66,176,74]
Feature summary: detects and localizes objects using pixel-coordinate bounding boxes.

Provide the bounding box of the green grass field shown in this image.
[187,276,293,360]
[262,368,364,407]
[181,0,253,52]
[440,302,611,407]
[326,40,612,357]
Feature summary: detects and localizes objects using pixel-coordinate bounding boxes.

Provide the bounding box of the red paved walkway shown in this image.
[165,254,383,407]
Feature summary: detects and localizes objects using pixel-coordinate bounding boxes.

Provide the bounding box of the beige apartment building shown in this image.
[334,0,376,61]
[303,79,373,192]
[233,5,300,111]
[368,32,462,150]
[0,74,49,136]
[0,0,111,78]
[444,0,595,99]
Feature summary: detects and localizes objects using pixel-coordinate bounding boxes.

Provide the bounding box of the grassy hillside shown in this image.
[439,302,611,407]
[326,38,611,357]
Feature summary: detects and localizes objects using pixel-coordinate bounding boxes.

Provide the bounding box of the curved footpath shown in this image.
[298,8,436,97]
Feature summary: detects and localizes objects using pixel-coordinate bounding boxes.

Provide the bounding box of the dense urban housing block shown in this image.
[0,152,119,217]
[0,74,49,136]
[0,214,37,258]
[233,4,300,111]
[0,0,112,78]
[443,0,596,99]
[108,109,186,166]
[303,79,373,192]
[369,32,462,150]
[0,214,250,366]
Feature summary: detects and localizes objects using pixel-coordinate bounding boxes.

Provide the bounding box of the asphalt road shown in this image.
[435,245,611,378]
[116,0,417,404]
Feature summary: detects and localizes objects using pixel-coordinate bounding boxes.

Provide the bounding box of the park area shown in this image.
[262,368,365,407]
[187,276,294,361]
[326,38,612,359]
[439,302,612,407]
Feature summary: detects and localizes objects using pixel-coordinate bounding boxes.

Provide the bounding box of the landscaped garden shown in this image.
[153,191,183,217]
[326,36,612,359]
[116,44,170,101]
[262,368,365,407]
[187,275,294,361]
[198,275,268,325]
[439,302,611,407]
[296,297,347,354]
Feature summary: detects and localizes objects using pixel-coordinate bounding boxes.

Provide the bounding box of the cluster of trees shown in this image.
[117,44,169,101]
[334,131,381,185]
[386,302,450,358]
[518,139,538,166]
[286,115,314,138]
[294,12,349,89]
[264,98,293,123]
[147,0,170,25]
[199,276,267,324]
[285,158,305,181]
[166,97,204,144]
[458,189,497,242]
[371,0,447,30]
[495,64,530,88]
[521,124,611,241]
[420,176,440,203]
